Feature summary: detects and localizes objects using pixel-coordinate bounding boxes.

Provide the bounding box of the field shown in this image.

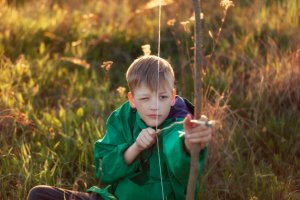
[0,0,300,199]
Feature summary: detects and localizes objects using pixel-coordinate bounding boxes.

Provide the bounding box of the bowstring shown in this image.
[155,0,165,199]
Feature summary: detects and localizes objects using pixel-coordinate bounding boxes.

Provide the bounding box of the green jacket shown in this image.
[88,97,208,200]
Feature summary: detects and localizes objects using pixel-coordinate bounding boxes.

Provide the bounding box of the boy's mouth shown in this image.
[148,114,160,119]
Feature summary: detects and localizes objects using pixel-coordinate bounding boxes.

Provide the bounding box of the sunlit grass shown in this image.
[0,0,300,199]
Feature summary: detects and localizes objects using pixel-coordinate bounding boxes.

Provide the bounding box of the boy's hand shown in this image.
[183,114,212,153]
[135,127,158,152]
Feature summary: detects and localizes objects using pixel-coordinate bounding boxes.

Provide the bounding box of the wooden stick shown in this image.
[186,0,202,199]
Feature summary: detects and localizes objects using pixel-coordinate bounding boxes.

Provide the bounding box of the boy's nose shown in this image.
[149,100,158,110]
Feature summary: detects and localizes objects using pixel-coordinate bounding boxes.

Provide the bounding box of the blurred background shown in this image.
[0,0,299,199]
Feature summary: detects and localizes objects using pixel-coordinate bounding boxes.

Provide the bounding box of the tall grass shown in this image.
[0,0,300,199]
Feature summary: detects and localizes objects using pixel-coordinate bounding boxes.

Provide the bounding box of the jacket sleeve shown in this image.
[163,125,208,189]
[94,114,140,184]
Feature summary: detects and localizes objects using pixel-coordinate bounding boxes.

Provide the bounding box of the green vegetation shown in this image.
[0,0,299,199]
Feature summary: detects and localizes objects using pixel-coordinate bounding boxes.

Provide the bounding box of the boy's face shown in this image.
[128,84,176,127]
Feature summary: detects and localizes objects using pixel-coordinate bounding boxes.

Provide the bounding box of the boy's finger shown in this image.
[139,136,148,146]
[190,119,216,128]
[186,132,211,139]
[155,129,161,136]
[185,128,212,138]
[200,115,208,120]
[187,134,212,143]
[146,128,158,137]
[184,114,192,128]
[144,132,153,141]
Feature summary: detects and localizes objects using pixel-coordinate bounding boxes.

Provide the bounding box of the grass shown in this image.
[1,0,300,199]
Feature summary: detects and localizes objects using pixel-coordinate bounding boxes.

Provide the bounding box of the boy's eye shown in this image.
[160,95,169,100]
[140,97,149,101]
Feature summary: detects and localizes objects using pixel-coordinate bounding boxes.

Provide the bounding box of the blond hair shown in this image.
[126,55,175,93]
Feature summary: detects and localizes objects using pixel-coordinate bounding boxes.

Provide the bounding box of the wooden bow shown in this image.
[186,0,203,199]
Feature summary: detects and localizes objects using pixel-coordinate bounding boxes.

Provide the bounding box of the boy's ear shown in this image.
[171,89,176,106]
[128,92,136,108]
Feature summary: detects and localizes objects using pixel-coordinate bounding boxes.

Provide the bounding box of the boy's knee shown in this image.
[27,185,49,200]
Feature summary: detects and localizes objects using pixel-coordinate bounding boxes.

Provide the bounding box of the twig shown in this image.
[157,120,217,135]
[157,121,184,133]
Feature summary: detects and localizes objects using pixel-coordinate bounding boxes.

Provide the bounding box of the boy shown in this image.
[28,55,212,200]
